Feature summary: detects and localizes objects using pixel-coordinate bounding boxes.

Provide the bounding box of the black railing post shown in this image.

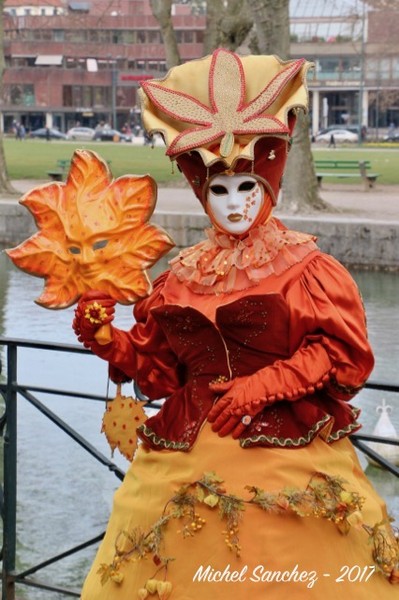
[2,343,18,600]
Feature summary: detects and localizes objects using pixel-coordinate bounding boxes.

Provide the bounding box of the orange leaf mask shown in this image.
[6,150,175,308]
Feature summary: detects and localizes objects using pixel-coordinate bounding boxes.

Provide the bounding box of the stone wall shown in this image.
[0,200,37,247]
[152,212,399,270]
[1,200,398,269]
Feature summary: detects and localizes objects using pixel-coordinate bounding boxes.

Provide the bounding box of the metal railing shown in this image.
[0,337,128,599]
[0,337,398,599]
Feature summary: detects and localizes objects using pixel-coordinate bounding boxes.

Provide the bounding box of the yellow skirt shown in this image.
[81,424,397,599]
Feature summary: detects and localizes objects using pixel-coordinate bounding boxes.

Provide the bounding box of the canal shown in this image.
[0,250,398,598]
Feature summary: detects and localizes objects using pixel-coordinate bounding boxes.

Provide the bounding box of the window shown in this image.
[183,30,194,43]
[5,84,35,106]
[63,85,111,109]
[148,30,160,43]
[54,30,65,42]
[393,57,399,78]
[121,31,135,43]
[11,57,36,67]
[112,31,123,44]
[196,30,204,43]
[97,30,111,43]
[65,30,87,42]
[367,58,391,81]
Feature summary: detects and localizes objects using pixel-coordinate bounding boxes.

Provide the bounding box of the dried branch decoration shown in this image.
[97,471,399,596]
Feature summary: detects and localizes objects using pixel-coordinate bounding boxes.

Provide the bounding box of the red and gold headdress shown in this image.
[139,49,313,204]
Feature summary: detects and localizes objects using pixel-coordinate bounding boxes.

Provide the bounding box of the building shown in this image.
[2,0,205,133]
[290,0,399,136]
[1,0,398,136]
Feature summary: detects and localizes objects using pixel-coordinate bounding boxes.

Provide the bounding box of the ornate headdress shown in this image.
[139,49,313,205]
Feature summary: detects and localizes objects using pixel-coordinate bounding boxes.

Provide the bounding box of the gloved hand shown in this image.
[208,375,270,439]
[208,342,334,439]
[73,290,116,348]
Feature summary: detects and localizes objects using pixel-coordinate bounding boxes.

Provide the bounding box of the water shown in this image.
[0,251,398,599]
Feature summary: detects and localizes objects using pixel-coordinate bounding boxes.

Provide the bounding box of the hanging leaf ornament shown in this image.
[6,150,174,308]
[102,385,147,461]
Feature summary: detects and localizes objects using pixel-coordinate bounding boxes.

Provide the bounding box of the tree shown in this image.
[246,0,327,211]
[151,0,329,212]
[0,0,17,195]
[203,0,253,54]
[149,0,181,68]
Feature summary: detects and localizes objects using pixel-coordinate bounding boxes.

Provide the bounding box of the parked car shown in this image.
[66,126,95,141]
[92,128,132,142]
[382,133,399,142]
[30,127,67,140]
[315,129,358,143]
[317,125,359,136]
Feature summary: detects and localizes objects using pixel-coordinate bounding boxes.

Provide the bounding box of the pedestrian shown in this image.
[328,132,336,148]
[15,123,22,141]
[143,131,154,147]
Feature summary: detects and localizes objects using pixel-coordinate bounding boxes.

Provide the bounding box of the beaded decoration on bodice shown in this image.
[137,295,361,452]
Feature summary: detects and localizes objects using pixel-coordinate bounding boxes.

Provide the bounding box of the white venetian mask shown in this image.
[206,174,265,235]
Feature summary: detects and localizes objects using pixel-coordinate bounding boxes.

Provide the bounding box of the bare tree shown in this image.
[149,0,181,68]
[157,0,328,212]
[246,0,327,211]
[0,0,18,194]
[248,0,290,57]
[203,0,224,53]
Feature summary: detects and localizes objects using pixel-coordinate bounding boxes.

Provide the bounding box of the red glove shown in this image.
[208,342,335,439]
[73,290,116,349]
[208,376,270,439]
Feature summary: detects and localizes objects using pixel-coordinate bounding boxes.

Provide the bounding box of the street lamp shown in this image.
[357,0,366,145]
[111,60,117,129]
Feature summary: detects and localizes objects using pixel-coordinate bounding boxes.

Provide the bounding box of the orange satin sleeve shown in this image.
[287,253,374,400]
[89,272,182,399]
[209,253,374,435]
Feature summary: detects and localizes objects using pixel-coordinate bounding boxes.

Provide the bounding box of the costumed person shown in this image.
[74,50,398,599]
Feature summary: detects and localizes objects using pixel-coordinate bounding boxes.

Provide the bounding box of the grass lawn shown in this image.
[4,138,183,185]
[312,145,399,185]
[3,138,399,185]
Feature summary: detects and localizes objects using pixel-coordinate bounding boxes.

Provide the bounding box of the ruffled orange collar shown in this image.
[169,218,317,294]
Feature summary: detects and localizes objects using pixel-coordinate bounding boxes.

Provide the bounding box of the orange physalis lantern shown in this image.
[6,149,174,308]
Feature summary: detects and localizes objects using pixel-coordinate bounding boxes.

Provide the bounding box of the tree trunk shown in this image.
[247,0,290,58]
[0,1,18,195]
[246,0,330,212]
[149,0,181,68]
[282,111,326,212]
[203,0,224,54]
[204,0,253,54]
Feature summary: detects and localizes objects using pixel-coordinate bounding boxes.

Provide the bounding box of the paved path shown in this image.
[7,179,399,222]
[156,184,399,223]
